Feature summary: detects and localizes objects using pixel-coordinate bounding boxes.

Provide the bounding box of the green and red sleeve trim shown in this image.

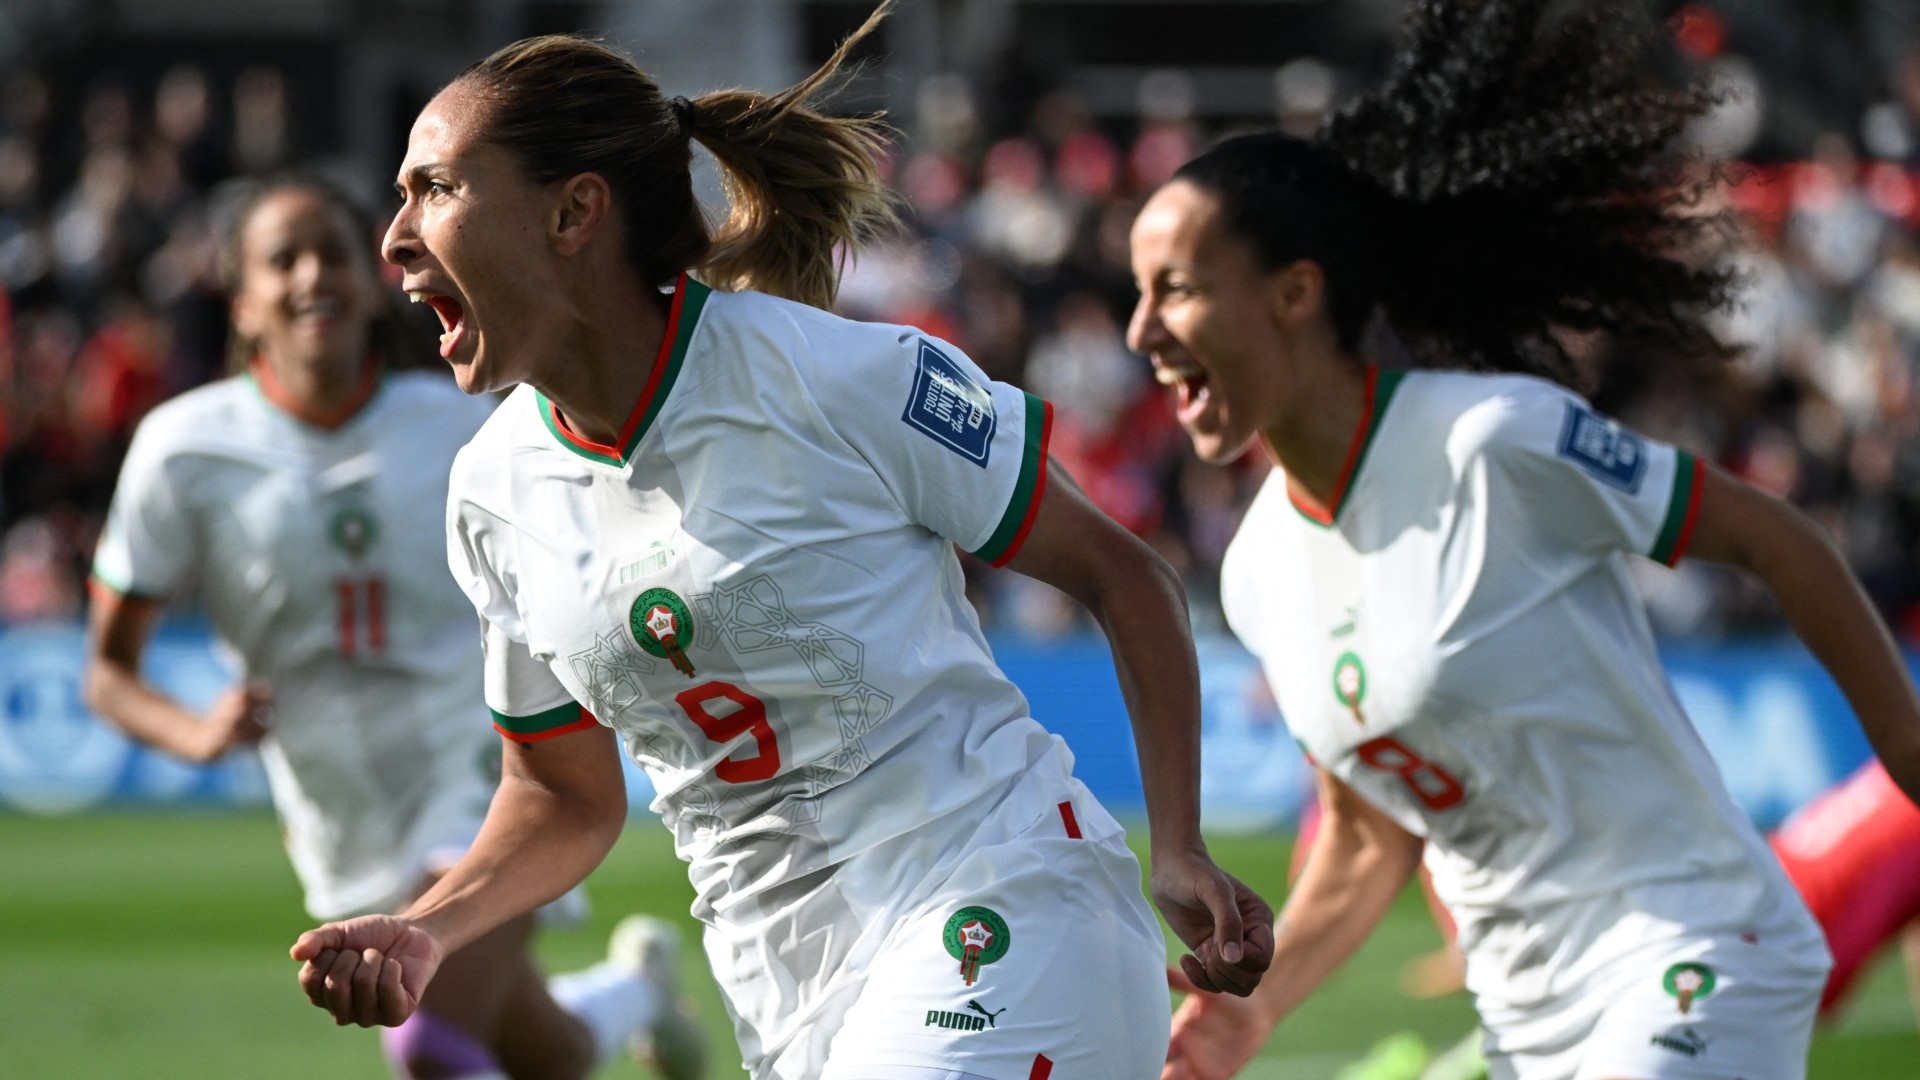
[492,701,599,743]
[537,274,711,467]
[1289,366,1405,528]
[970,394,1053,567]
[85,568,165,604]
[1650,451,1705,567]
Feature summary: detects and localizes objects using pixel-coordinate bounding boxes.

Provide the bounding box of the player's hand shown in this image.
[290,915,443,1028]
[191,684,272,763]
[1161,966,1273,1080]
[1149,849,1274,997]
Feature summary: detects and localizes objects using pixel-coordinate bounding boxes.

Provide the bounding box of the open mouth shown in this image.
[1153,362,1211,422]
[410,291,468,358]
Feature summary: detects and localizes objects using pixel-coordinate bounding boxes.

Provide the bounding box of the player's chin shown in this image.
[1186,426,1255,466]
[446,348,501,396]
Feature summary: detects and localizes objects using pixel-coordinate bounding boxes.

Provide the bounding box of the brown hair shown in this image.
[215,173,438,372]
[454,2,900,311]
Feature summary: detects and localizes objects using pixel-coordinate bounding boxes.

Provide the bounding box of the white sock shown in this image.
[548,961,662,1065]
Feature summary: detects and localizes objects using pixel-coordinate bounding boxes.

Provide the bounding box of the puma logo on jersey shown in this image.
[965,1000,1006,1027]
[618,541,675,583]
[925,1009,988,1032]
[1648,1027,1710,1058]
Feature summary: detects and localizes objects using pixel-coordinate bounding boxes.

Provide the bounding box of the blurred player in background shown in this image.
[1131,0,1920,1076]
[286,6,1271,1078]
[1770,758,1920,1025]
[83,174,705,1080]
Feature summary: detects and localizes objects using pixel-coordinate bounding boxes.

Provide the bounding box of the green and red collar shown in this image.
[538,274,712,467]
[247,355,383,430]
[1285,365,1405,527]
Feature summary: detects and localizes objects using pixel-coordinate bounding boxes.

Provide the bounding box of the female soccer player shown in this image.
[287,9,1272,1080]
[1133,1,1920,1078]
[86,175,704,1080]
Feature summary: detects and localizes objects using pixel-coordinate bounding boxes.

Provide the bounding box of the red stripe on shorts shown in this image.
[1058,801,1082,839]
[1029,1054,1054,1080]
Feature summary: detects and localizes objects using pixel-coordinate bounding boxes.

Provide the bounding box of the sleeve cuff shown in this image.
[87,568,166,603]
[969,394,1053,567]
[491,701,600,743]
[1649,452,1705,567]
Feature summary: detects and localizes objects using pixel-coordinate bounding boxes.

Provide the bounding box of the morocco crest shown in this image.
[629,587,697,678]
[943,906,1011,987]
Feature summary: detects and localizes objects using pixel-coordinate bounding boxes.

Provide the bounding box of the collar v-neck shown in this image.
[537,274,711,467]
[1286,365,1405,527]
[247,356,383,430]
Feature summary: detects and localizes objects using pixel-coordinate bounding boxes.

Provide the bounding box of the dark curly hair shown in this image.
[1174,0,1738,393]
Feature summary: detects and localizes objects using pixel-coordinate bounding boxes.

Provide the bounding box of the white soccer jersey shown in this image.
[94,369,501,918]
[447,276,1133,1072]
[1221,368,1827,1014]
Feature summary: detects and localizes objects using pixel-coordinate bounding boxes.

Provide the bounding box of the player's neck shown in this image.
[252,351,379,429]
[1261,354,1370,509]
[534,279,672,450]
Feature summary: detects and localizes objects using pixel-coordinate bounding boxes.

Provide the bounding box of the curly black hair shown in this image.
[1174,0,1738,393]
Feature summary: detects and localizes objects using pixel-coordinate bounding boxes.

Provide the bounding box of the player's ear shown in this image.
[1268,259,1327,329]
[551,172,613,257]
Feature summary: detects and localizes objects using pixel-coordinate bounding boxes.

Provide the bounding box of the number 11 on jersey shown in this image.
[335,576,386,656]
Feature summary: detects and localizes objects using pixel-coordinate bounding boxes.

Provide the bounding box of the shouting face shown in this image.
[1127,180,1298,464]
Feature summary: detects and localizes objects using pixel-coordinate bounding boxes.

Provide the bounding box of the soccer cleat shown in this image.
[608,915,708,1080]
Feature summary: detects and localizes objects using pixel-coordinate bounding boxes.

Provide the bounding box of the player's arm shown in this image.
[292,722,626,1027]
[82,586,269,764]
[1684,463,1920,805]
[1163,769,1422,1080]
[1006,462,1274,997]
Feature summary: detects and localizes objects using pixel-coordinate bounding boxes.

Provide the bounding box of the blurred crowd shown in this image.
[9,23,1920,645]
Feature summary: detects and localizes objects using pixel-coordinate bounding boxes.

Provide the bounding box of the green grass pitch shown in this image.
[1,812,1912,1077]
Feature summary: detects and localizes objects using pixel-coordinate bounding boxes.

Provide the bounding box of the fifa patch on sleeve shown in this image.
[1557,402,1646,492]
[902,340,996,467]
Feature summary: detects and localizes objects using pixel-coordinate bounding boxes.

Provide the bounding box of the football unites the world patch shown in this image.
[943,905,1011,986]
[903,339,996,466]
[1558,402,1647,492]
[629,587,697,678]
[1663,961,1717,1015]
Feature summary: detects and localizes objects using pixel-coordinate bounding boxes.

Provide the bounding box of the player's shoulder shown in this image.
[128,376,259,453]
[1405,369,1587,460]
[701,286,926,379]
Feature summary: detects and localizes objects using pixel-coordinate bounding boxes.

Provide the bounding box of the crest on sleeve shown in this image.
[902,339,996,467]
[1557,402,1646,492]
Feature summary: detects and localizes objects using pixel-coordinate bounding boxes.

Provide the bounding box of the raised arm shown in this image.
[291,722,627,1027]
[1005,460,1273,996]
[84,587,270,764]
[1684,463,1920,804]
[1163,769,1423,1080]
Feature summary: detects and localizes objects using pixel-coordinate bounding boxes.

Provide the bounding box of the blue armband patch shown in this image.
[1557,402,1646,492]
[902,340,996,466]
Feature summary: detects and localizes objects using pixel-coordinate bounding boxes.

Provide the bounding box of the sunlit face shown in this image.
[1126,180,1289,464]
[383,85,560,395]
[231,188,378,378]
